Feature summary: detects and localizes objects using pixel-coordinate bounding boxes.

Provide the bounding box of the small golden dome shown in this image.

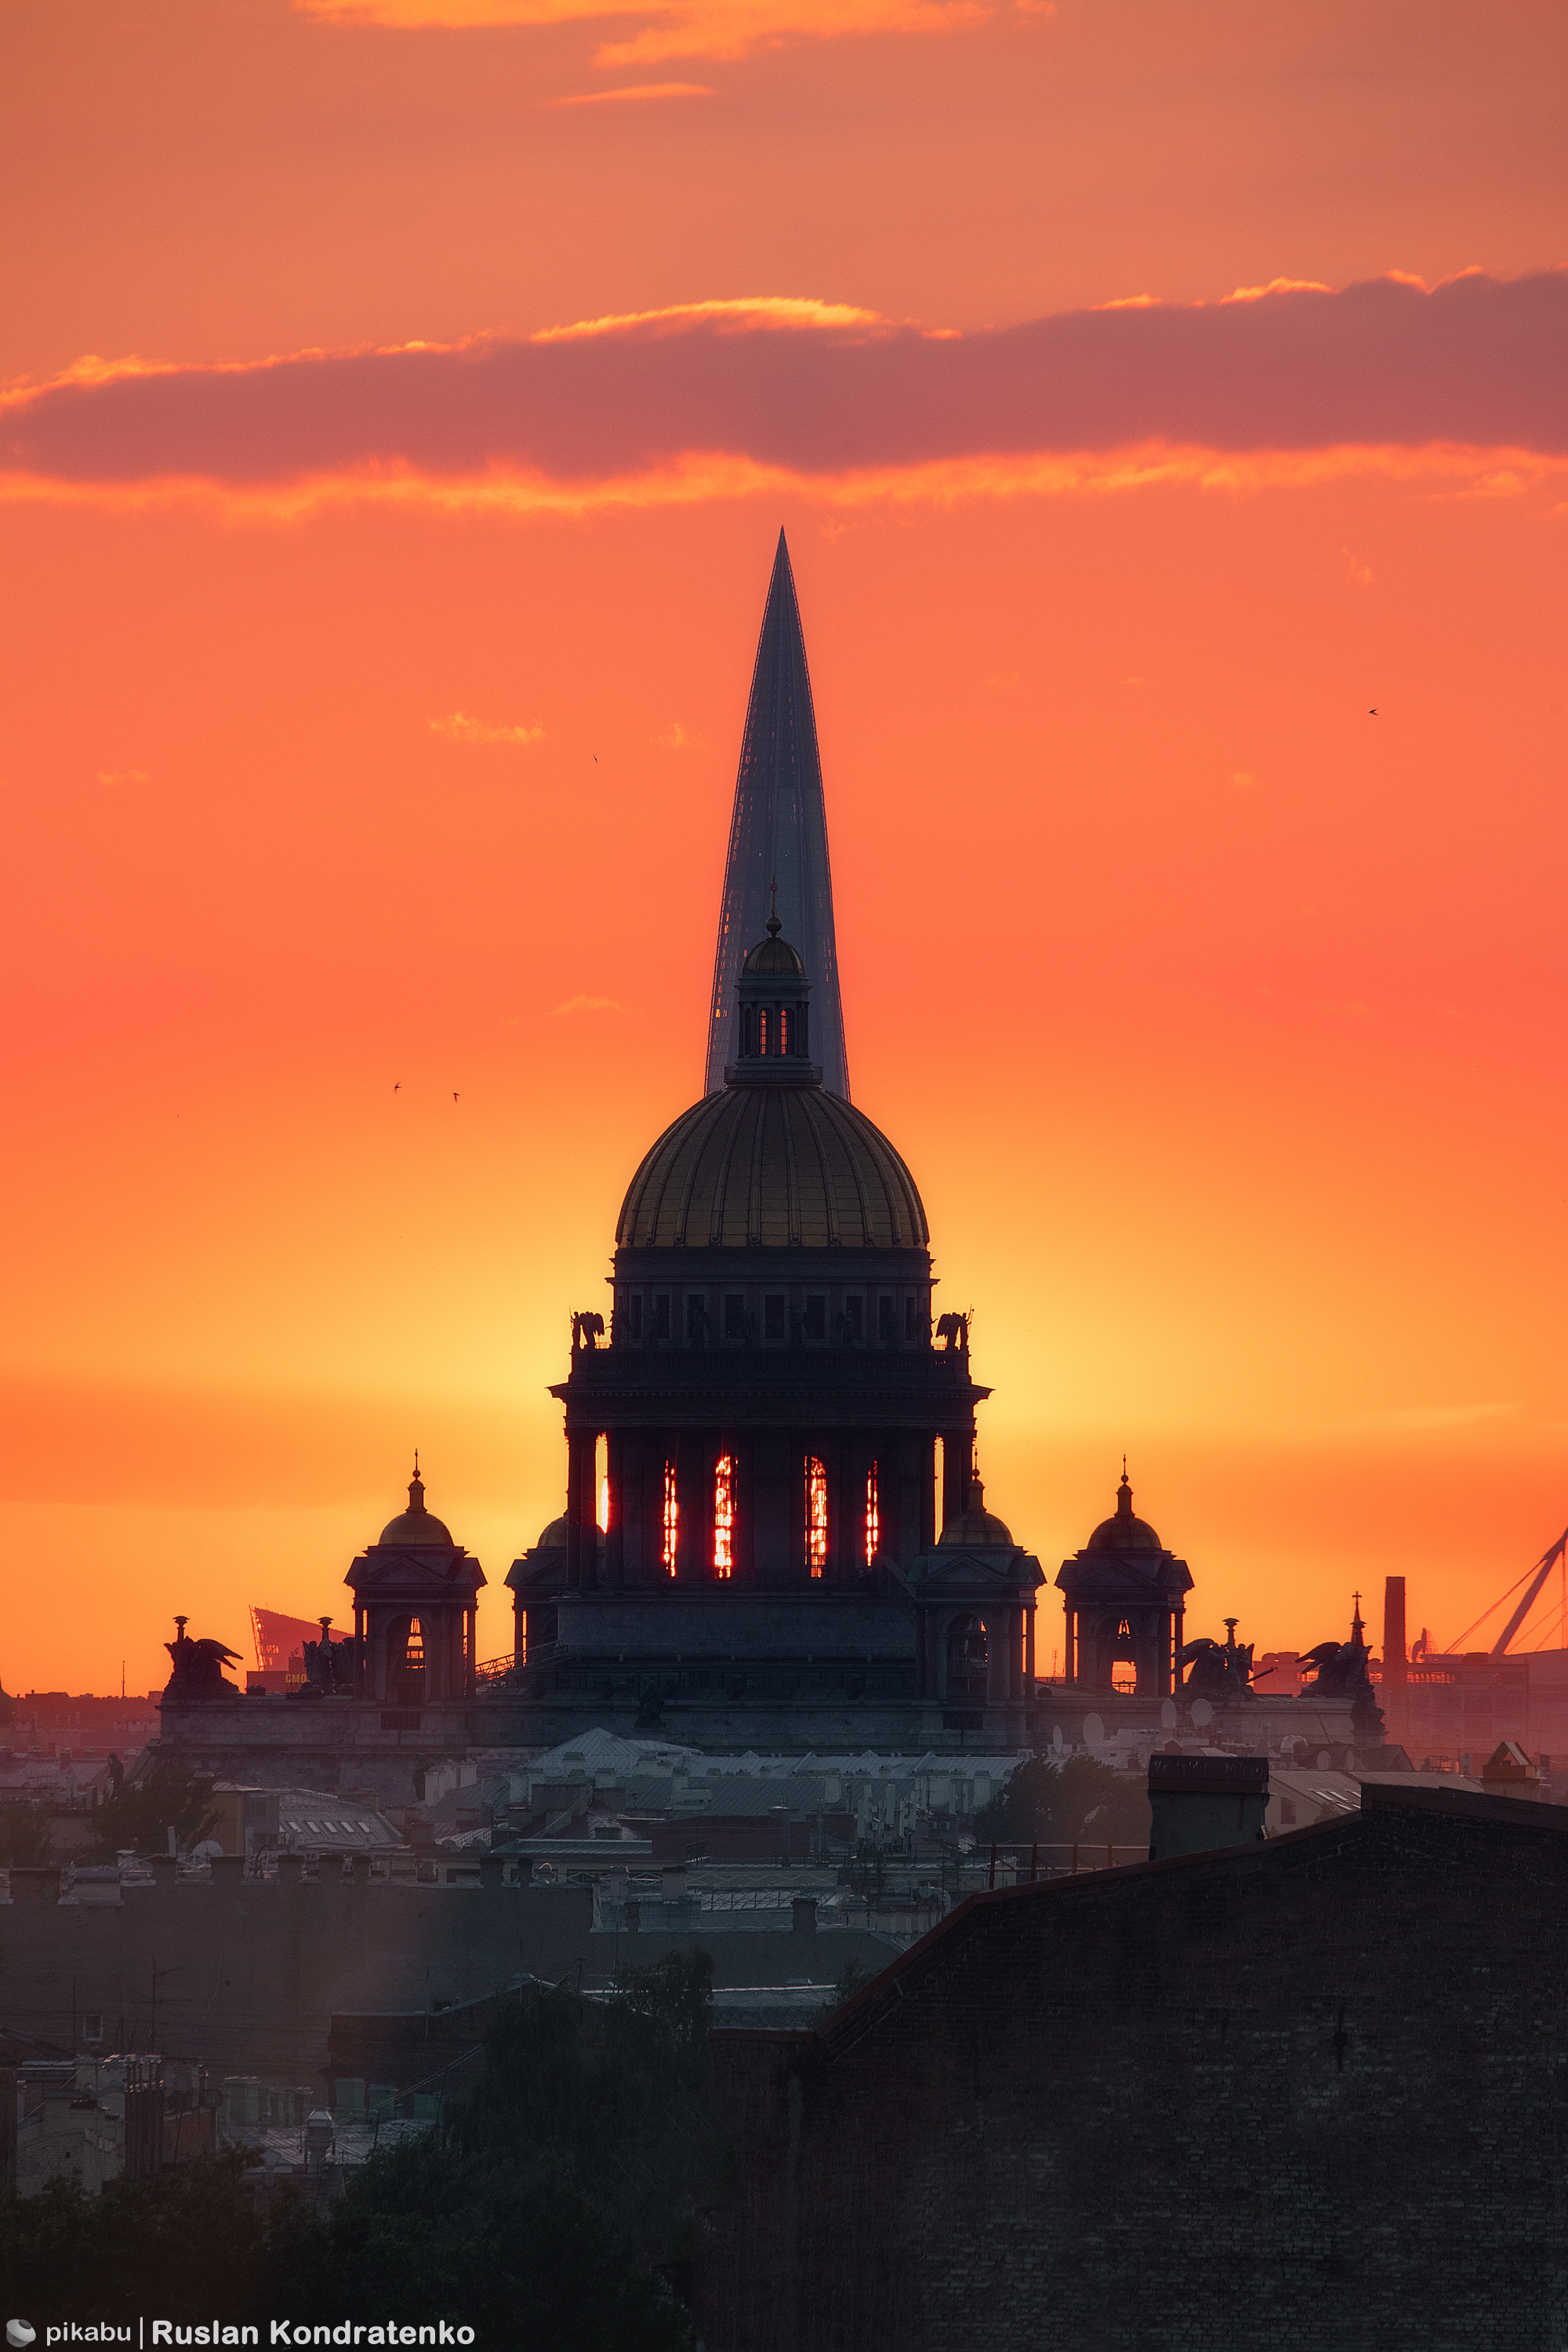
[1085,1469,1163,1553]
[938,1477,1014,1548]
[742,916,806,978]
[378,1462,456,1549]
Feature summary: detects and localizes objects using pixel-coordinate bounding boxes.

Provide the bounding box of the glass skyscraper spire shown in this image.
[703,530,850,1100]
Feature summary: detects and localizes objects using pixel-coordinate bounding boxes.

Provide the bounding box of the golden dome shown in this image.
[938,1477,1014,1548]
[617,1084,928,1251]
[1085,1470,1163,1553]
[377,1465,456,1549]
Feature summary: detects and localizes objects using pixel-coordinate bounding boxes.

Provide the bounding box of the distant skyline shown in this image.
[2,0,1566,1693]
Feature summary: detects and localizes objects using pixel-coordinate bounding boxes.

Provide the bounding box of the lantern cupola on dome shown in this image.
[730,899,816,1082]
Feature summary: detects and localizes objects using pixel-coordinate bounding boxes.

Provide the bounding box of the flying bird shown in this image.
[453,1091,459,1102]
[394,1083,400,1091]
[1369,708,1378,716]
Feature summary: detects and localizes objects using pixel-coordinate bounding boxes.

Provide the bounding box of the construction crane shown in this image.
[1439,1526,1568,1659]
[1487,1529,1568,1657]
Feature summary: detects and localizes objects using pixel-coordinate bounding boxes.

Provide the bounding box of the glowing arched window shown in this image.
[714,1453,736,1577]
[865,1460,880,1565]
[806,1456,829,1578]
[759,1008,769,1055]
[662,1461,678,1577]
[779,1007,789,1054]
[403,1617,425,1668]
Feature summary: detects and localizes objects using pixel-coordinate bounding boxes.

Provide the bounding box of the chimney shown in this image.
[1382,1577,1408,1742]
[1147,1755,1269,1861]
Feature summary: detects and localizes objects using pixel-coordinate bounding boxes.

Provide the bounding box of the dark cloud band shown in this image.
[4,272,1563,488]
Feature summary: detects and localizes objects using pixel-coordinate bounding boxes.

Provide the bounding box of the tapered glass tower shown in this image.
[703,531,850,1099]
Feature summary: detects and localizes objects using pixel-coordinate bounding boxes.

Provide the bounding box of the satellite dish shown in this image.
[1190,1698,1214,1728]
[1083,1713,1105,1748]
[1051,1725,1065,1753]
[1160,1700,1178,1730]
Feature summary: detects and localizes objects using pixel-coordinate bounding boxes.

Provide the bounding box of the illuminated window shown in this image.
[404,1619,424,1666]
[597,1434,608,1533]
[662,1461,678,1577]
[806,1456,829,1578]
[598,1475,609,1534]
[779,1007,789,1054]
[759,1008,769,1054]
[865,1460,880,1564]
[714,1453,736,1577]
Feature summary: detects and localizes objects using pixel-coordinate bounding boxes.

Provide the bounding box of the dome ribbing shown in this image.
[616,1084,928,1251]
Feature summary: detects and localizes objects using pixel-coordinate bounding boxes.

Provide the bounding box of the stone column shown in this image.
[917,1435,937,1555]
[676,1431,709,1581]
[942,1432,969,1533]
[605,1429,626,1591]
[565,1427,594,1592]
[750,1429,793,1586]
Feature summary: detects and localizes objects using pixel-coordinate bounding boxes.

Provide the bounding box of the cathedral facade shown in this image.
[506,533,1043,1750]
[155,535,1377,1781]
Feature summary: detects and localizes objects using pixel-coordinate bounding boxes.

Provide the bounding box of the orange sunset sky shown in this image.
[2,0,1567,1698]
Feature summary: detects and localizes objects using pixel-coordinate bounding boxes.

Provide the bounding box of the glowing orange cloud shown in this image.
[430,711,546,743]
[295,0,990,67]
[548,82,715,105]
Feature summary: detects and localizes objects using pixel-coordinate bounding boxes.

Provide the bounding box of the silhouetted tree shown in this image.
[976,1753,1151,1852]
[88,1756,219,1858]
[0,1798,55,1867]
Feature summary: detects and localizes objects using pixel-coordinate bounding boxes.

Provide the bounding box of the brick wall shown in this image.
[702,1786,1568,2352]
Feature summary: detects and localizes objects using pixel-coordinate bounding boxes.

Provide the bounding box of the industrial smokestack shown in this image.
[1383,1577,1408,1740]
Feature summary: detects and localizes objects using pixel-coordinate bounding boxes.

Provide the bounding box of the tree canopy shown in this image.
[1,1955,718,2349]
[88,1756,220,1860]
[0,1798,55,1867]
[975,1753,1152,1853]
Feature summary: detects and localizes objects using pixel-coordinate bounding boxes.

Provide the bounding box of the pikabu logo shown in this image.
[8,2325,38,2347]
[31,2335,130,2347]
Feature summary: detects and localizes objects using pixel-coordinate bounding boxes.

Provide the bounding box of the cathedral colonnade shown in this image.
[561,1419,967,1590]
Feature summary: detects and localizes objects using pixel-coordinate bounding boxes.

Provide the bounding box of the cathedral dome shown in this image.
[937,1478,1014,1548]
[1085,1471,1162,1553]
[616,1083,928,1252]
[377,1464,456,1549]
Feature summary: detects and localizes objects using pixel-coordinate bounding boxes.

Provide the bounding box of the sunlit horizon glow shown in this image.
[4,0,1566,1700]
